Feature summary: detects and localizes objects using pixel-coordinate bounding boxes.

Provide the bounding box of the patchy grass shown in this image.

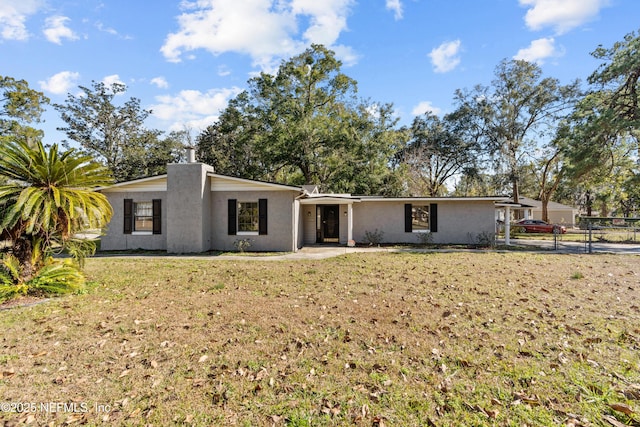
[1,252,639,426]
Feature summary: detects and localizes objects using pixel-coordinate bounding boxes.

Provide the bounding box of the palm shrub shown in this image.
[0,255,84,301]
[0,139,113,300]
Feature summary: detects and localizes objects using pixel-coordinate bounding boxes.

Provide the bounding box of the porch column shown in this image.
[347,203,354,246]
[504,206,511,246]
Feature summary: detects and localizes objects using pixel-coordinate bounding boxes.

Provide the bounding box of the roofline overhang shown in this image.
[359,197,508,202]
[299,195,360,204]
[96,174,168,191]
[207,172,302,191]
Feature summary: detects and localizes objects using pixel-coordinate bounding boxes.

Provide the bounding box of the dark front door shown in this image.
[317,205,339,243]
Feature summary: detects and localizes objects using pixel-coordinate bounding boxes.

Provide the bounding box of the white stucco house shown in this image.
[98,153,507,253]
[509,196,578,226]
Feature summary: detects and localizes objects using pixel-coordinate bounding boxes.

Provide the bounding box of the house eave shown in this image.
[97,174,168,192]
[359,197,508,203]
[208,173,303,192]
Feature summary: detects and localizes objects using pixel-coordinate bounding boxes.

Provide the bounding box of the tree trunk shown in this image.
[12,237,34,282]
[540,193,550,223]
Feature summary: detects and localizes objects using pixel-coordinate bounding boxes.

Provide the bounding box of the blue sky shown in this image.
[1,0,639,146]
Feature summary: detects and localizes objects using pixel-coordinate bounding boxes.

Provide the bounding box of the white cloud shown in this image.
[385,0,403,20]
[217,65,231,77]
[102,74,125,87]
[514,37,563,64]
[151,76,169,89]
[0,0,43,40]
[39,71,80,95]
[412,101,441,116]
[160,0,355,70]
[43,15,78,44]
[150,87,242,132]
[519,0,610,34]
[428,40,462,73]
[95,21,118,36]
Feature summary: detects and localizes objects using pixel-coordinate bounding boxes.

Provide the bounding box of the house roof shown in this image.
[512,196,577,211]
[298,195,361,204]
[97,172,302,193]
[357,196,508,202]
[97,175,168,192]
[208,173,302,192]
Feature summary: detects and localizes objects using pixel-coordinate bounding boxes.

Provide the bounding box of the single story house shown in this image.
[508,196,578,226]
[99,153,506,253]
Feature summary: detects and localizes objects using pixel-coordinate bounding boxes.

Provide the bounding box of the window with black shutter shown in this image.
[152,199,162,234]
[405,202,438,233]
[228,199,237,235]
[258,199,267,235]
[124,199,133,234]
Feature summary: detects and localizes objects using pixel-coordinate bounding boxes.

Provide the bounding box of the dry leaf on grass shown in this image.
[603,414,631,427]
[609,402,635,416]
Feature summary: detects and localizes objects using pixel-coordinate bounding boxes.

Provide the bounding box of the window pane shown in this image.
[238,202,258,232]
[134,202,153,232]
[412,205,430,231]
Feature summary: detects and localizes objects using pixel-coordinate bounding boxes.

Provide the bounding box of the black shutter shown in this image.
[258,198,268,235]
[228,199,237,235]
[124,199,133,234]
[152,199,162,234]
[430,203,438,232]
[404,203,412,232]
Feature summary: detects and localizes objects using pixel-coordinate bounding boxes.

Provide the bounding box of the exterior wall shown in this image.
[302,205,316,245]
[338,205,348,244]
[352,200,496,245]
[532,209,576,226]
[166,163,214,253]
[100,191,167,251]
[210,190,298,252]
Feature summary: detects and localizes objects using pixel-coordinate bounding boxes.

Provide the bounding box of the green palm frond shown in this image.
[0,255,28,301]
[0,254,22,282]
[0,139,113,278]
[0,139,113,241]
[27,259,85,295]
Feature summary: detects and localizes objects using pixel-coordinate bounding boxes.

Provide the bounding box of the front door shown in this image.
[317,205,339,243]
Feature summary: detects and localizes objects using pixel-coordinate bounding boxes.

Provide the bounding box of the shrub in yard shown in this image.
[363,229,384,246]
[0,139,112,301]
[475,231,495,247]
[415,232,434,247]
[0,255,85,302]
[233,238,253,253]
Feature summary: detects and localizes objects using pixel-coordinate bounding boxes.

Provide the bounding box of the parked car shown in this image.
[514,219,567,234]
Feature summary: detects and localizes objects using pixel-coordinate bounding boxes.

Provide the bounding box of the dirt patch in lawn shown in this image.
[1,252,639,426]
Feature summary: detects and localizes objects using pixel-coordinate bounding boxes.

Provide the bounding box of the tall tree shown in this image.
[560,29,640,213]
[0,139,113,283]
[196,92,270,181]
[0,76,49,145]
[590,28,640,126]
[117,129,187,181]
[453,59,580,203]
[196,45,404,195]
[54,81,152,182]
[400,112,480,196]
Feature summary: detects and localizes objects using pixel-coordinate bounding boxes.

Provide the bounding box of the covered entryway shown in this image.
[317,205,339,243]
[299,195,358,246]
